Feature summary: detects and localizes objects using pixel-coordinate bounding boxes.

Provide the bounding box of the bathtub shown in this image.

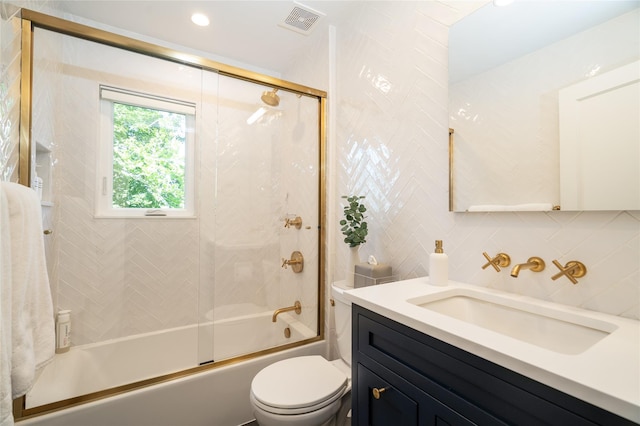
[20,307,322,426]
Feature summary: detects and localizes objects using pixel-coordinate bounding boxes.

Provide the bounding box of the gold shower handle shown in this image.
[281,251,304,273]
[284,216,302,229]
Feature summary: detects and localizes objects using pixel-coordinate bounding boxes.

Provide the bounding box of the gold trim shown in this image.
[18,19,33,187]
[18,336,323,420]
[13,396,24,421]
[448,128,454,212]
[318,96,327,339]
[16,8,328,420]
[19,9,326,98]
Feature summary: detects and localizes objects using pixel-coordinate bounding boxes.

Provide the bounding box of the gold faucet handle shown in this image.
[551,260,587,284]
[482,252,511,272]
[284,216,302,229]
[281,251,304,273]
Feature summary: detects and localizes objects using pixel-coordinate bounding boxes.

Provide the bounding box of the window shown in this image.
[97,86,195,217]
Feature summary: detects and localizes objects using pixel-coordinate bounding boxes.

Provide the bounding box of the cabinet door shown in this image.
[358,364,418,425]
[356,363,475,426]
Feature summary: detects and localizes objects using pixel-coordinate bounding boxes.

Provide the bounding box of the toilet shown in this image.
[250,282,352,426]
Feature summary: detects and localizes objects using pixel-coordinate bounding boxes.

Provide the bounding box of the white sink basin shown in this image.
[407,289,618,355]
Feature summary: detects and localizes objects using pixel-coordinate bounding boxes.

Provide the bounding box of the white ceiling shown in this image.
[44,1,360,74]
[34,1,640,81]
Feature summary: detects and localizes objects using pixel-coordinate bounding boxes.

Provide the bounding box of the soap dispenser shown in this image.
[429,240,448,286]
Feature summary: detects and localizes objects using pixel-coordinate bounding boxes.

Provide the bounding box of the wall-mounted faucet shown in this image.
[510,257,545,277]
[551,260,587,284]
[272,301,302,322]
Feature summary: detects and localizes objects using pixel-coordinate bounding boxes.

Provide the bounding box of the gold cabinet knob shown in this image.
[372,387,389,399]
[43,229,53,235]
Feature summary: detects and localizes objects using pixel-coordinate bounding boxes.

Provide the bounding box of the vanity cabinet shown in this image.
[352,304,635,426]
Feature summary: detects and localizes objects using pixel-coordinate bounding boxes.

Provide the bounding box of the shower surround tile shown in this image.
[40,32,204,345]
[0,11,21,182]
[26,26,324,347]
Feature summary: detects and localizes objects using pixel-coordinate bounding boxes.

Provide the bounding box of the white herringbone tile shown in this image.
[334,1,639,320]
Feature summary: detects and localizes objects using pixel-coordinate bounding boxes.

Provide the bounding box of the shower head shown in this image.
[261,89,280,107]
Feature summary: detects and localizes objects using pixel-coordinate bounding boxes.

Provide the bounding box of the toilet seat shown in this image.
[251,355,348,415]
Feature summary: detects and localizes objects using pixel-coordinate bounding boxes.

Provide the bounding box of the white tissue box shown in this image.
[354,263,393,288]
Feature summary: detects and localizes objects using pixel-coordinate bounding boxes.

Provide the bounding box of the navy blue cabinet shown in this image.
[352,304,635,426]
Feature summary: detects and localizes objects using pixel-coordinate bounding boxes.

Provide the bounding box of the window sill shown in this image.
[93,214,197,220]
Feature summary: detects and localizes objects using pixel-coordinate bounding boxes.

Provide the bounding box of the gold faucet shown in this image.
[510,257,545,277]
[272,301,302,322]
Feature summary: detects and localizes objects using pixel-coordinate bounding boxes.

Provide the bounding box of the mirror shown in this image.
[449,1,640,212]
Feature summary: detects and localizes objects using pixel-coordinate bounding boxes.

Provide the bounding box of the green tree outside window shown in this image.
[112,103,186,209]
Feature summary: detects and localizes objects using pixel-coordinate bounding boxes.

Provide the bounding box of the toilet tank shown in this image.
[330,282,352,367]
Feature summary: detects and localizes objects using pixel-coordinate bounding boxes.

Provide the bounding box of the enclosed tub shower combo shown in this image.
[12,10,327,425]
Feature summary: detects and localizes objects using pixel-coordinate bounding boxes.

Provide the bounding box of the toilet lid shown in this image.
[251,356,348,411]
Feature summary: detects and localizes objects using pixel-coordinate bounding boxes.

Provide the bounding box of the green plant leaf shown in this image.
[340,195,368,246]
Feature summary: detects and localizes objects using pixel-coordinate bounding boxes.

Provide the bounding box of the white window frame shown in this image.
[96,86,196,218]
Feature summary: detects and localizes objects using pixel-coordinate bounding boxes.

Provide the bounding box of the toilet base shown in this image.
[251,390,350,426]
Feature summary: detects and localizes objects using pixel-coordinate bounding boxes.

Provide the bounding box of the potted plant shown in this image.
[340,195,368,246]
[340,195,368,285]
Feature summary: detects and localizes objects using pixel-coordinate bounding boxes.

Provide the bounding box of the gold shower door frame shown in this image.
[15,9,327,420]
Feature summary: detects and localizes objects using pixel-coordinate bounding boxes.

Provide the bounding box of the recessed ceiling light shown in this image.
[191,13,210,27]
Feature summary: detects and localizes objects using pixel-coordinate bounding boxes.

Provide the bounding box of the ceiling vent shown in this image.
[279,2,325,35]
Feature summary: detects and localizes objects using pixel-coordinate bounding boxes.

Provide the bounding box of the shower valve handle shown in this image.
[281,251,304,273]
[284,216,302,229]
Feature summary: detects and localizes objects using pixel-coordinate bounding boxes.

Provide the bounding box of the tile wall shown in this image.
[31,31,321,347]
[328,1,638,322]
[3,2,638,357]
[0,1,23,182]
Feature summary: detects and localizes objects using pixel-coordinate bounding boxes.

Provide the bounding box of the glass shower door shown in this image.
[198,75,320,364]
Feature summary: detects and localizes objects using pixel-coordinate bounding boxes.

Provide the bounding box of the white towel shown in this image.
[467,204,507,212]
[1,183,14,426]
[0,182,55,410]
[467,203,553,212]
[510,203,553,211]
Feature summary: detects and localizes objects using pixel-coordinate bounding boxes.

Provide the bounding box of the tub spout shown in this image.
[272,301,302,322]
[510,257,545,277]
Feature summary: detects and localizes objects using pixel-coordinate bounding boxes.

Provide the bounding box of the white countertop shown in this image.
[343,278,640,423]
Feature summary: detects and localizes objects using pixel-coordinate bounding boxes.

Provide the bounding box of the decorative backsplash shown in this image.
[331,1,638,320]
